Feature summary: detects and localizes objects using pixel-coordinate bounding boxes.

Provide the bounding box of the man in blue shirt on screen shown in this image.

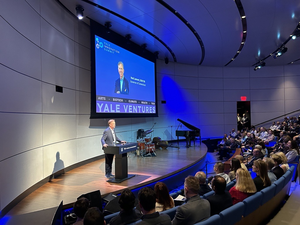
[115,61,129,94]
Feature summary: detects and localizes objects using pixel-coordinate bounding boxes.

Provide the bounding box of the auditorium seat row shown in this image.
[104,166,294,225]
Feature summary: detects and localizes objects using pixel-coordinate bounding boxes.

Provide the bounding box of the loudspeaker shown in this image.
[78,190,102,211]
[103,193,121,215]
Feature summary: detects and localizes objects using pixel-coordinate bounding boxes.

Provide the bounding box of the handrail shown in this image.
[254,109,300,127]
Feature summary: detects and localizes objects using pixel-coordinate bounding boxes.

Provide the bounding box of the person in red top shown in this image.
[229,168,257,204]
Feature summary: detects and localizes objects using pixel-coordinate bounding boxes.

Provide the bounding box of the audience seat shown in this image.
[203,190,214,199]
[242,191,263,217]
[273,177,285,195]
[194,214,221,225]
[219,202,244,225]
[225,180,236,191]
[161,205,179,220]
[260,184,276,205]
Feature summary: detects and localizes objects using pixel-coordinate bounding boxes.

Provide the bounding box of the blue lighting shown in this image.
[0,215,11,225]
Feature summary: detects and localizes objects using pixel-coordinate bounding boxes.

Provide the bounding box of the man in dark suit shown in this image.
[246,148,264,169]
[172,176,210,225]
[101,119,125,178]
[206,175,233,215]
[115,61,129,94]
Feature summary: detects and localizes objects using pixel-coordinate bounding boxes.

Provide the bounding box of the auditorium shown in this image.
[1,0,300,224]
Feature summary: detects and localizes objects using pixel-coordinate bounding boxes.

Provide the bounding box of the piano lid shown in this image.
[177,119,200,131]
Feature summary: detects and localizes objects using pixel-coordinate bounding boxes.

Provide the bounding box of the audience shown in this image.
[209,162,231,184]
[252,160,271,191]
[263,157,277,183]
[136,187,171,225]
[108,189,141,225]
[195,171,212,195]
[234,155,248,171]
[228,158,241,181]
[73,197,90,225]
[246,148,264,169]
[285,140,299,162]
[154,182,175,212]
[172,176,210,225]
[206,176,233,215]
[271,154,284,179]
[229,168,256,204]
[84,207,105,225]
[276,152,290,173]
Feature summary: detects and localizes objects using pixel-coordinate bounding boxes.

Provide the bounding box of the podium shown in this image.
[103,142,137,183]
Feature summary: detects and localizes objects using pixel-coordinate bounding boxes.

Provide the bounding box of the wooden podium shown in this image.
[103,142,137,183]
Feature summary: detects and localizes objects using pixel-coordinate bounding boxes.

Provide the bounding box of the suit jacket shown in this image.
[115,77,129,94]
[135,212,171,225]
[206,191,233,215]
[101,127,121,148]
[272,166,284,179]
[172,195,210,225]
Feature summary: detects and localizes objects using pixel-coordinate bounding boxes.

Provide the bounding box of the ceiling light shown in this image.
[76,5,84,20]
[254,61,265,71]
[274,46,288,58]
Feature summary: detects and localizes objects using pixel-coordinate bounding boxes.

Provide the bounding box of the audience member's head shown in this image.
[234,155,244,164]
[184,175,200,198]
[195,171,206,184]
[138,187,156,213]
[253,159,271,187]
[271,154,283,166]
[211,175,226,194]
[73,197,90,220]
[275,152,287,164]
[253,148,262,158]
[214,162,225,174]
[83,207,105,225]
[263,157,275,170]
[154,182,174,211]
[118,188,136,211]
[230,158,241,172]
[235,168,256,194]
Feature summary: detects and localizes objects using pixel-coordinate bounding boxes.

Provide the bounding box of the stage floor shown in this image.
[6,142,207,219]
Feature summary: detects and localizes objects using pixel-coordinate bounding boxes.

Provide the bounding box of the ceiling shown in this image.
[58,0,300,67]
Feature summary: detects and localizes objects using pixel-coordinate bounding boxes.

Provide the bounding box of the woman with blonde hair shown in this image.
[154,182,175,212]
[275,152,289,173]
[229,168,257,204]
[252,160,271,191]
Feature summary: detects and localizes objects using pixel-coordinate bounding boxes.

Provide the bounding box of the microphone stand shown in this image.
[168,123,180,149]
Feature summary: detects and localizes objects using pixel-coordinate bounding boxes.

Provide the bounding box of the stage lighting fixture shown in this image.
[125,34,131,40]
[164,57,169,64]
[76,5,84,20]
[254,61,265,71]
[105,22,112,33]
[154,51,159,59]
[274,46,288,58]
[141,43,147,49]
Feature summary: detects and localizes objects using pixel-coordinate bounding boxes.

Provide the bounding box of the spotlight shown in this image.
[274,46,288,59]
[76,5,84,20]
[254,61,265,71]
[154,51,159,59]
[125,34,131,40]
[291,29,300,39]
[105,22,112,33]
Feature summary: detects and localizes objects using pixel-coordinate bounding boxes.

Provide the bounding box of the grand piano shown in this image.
[176,119,201,147]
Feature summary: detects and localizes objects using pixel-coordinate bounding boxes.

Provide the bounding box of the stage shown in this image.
[4,142,207,224]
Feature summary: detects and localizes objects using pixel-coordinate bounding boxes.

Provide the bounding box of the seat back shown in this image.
[243,191,263,217]
[219,202,244,225]
[225,180,236,191]
[161,205,179,220]
[273,176,285,195]
[194,214,221,225]
[260,184,276,205]
[203,190,215,199]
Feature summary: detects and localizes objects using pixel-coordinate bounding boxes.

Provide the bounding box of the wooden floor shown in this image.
[6,142,207,218]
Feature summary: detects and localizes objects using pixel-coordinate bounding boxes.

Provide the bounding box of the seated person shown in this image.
[275,152,290,173]
[252,160,271,191]
[263,157,277,183]
[285,140,299,162]
[195,171,212,196]
[136,187,171,225]
[218,137,239,160]
[84,207,106,225]
[208,162,231,184]
[73,197,90,225]
[245,148,264,169]
[228,158,241,181]
[154,182,175,212]
[172,176,210,225]
[206,176,233,215]
[229,168,257,204]
[108,189,141,225]
[234,155,248,171]
[271,154,284,179]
